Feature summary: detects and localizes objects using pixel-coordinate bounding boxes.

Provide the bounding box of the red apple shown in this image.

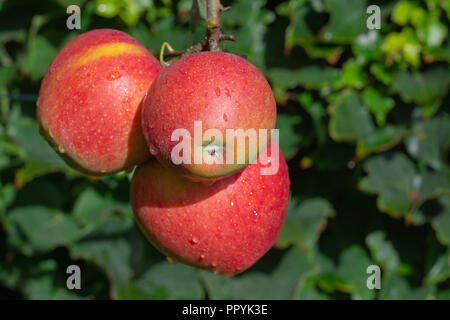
[37,29,162,175]
[141,51,277,181]
[130,141,290,276]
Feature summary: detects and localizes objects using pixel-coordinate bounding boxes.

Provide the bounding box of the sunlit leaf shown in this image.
[277,197,335,250]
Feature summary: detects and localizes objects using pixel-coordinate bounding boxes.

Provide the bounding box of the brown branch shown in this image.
[206,0,222,28]
[160,0,235,66]
[204,0,234,51]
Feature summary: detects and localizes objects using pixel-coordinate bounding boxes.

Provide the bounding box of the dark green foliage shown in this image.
[0,0,449,300]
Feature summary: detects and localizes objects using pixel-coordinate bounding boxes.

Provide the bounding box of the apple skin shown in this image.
[130,141,290,276]
[141,51,277,181]
[37,29,162,175]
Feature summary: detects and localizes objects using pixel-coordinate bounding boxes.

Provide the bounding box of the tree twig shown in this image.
[205,0,226,51]
[159,0,235,66]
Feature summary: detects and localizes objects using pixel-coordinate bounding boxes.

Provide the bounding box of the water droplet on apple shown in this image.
[251,210,260,222]
[199,254,205,260]
[48,65,56,76]
[57,145,65,153]
[222,113,228,122]
[149,144,159,156]
[211,261,217,268]
[230,201,234,207]
[167,256,178,264]
[190,237,199,245]
[107,71,121,81]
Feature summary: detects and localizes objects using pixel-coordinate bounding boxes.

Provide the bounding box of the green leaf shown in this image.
[277,197,335,250]
[353,31,383,63]
[22,259,82,300]
[321,0,367,43]
[362,87,395,126]
[0,66,16,86]
[69,191,136,297]
[95,0,121,18]
[23,35,58,81]
[392,0,417,26]
[6,206,81,254]
[8,117,66,167]
[333,58,368,89]
[356,125,405,158]
[424,249,450,285]
[222,0,275,67]
[430,39,450,62]
[276,113,303,160]
[392,67,450,107]
[284,4,313,50]
[268,66,340,91]
[366,231,400,272]
[406,114,450,171]
[381,28,422,67]
[70,199,203,299]
[299,98,328,146]
[294,282,331,300]
[15,163,63,188]
[380,274,433,300]
[336,245,375,300]
[201,246,316,299]
[437,290,450,300]
[425,20,448,48]
[359,153,416,217]
[190,0,207,32]
[70,223,134,298]
[72,188,129,228]
[119,0,152,27]
[0,29,27,45]
[329,91,375,142]
[431,195,450,245]
[5,258,82,300]
[370,61,396,86]
[360,153,450,218]
[0,182,15,213]
[7,116,70,186]
[120,262,203,299]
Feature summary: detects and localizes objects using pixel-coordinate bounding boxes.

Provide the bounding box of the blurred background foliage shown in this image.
[0,0,449,300]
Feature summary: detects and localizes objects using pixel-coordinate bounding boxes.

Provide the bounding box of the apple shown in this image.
[37,29,162,175]
[141,51,276,181]
[130,141,290,276]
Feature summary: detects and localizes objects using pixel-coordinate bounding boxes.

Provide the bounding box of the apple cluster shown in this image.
[37,29,290,276]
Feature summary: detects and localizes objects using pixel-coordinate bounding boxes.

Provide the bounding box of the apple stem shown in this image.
[205,0,223,51]
[204,0,234,51]
[160,0,235,65]
[206,0,221,29]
